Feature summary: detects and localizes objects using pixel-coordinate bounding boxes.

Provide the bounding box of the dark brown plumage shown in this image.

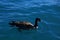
[9,18,41,30]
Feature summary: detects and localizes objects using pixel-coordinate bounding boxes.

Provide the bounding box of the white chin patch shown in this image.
[34,26,38,29]
[36,26,38,29]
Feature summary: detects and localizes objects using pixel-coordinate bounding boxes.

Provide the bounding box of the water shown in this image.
[0,0,60,40]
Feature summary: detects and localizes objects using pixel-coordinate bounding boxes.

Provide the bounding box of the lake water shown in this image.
[0,0,60,40]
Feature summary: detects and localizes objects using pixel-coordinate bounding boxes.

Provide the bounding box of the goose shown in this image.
[9,18,41,30]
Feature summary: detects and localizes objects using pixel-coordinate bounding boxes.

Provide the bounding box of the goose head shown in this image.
[34,18,41,28]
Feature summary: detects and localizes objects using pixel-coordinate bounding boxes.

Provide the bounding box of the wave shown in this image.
[47,23,60,39]
[0,20,4,22]
[48,30,60,39]
[8,13,31,16]
[0,0,60,39]
[37,20,60,39]
[0,0,59,9]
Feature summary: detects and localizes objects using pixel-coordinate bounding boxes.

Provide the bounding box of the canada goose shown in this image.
[9,18,41,30]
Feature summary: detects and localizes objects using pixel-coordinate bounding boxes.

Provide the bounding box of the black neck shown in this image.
[34,20,38,27]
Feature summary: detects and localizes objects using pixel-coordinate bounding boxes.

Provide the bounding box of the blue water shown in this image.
[0,0,60,40]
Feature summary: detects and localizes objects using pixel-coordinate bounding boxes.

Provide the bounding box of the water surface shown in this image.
[0,0,60,40]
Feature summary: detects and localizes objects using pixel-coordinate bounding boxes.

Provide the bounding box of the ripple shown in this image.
[0,34,6,37]
[0,27,3,30]
[41,20,60,26]
[48,30,60,39]
[53,15,60,19]
[8,13,31,16]
[0,20,4,22]
[43,20,60,39]
[0,0,59,9]
[18,13,31,16]
[40,20,60,39]
[0,0,60,40]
